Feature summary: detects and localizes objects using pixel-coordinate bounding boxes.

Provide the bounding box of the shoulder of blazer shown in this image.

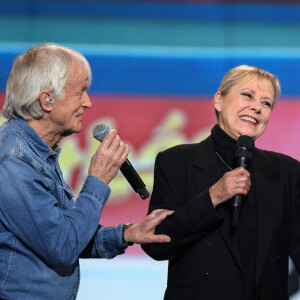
[156,136,218,178]
[160,135,215,163]
[254,147,300,176]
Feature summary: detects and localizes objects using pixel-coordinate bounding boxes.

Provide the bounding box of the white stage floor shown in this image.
[77,256,168,300]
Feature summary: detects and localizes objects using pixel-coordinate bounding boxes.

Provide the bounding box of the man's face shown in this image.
[50,62,91,137]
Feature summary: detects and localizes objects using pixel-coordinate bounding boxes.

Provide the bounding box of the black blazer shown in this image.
[142,135,300,300]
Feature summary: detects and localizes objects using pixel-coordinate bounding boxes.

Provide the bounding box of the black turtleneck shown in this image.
[211,124,257,300]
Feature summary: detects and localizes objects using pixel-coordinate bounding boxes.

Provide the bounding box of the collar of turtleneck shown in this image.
[211,124,237,171]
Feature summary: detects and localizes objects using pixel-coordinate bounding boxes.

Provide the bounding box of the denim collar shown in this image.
[9,118,61,161]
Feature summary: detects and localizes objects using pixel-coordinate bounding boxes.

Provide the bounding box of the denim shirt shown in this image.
[0,118,125,300]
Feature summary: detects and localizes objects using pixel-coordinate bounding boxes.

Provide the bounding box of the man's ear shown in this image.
[39,90,53,112]
[213,91,222,113]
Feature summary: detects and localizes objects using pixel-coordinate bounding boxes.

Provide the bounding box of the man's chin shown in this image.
[61,128,81,137]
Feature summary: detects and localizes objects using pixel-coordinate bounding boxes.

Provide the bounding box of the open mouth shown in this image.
[240,116,258,125]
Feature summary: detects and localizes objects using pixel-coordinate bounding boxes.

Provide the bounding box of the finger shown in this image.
[232,167,250,177]
[237,177,250,183]
[150,209,175,219]
[116,142,129,162]
[150,210,174,226]
[162,210,175,216]
[236,177,251,187]
[101,129,117,147]
[107,135,123,153]
[120,146,130,165]
[236,184,251,195]
[102,136,129,167]
[239,189,249,196]
[238,168,250,177]
[150,209,168,214]
[148,234,171,243]
[151,209,175,215]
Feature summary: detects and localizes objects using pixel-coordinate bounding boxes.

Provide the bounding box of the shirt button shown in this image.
[203,272,212,281]
[201,241,212,251]
[276,285,286,294]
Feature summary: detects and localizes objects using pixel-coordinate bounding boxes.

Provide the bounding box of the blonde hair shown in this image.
[3,43,92,120]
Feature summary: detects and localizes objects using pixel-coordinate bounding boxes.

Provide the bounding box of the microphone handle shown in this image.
[231,194,242,227]
[120,159,150,200]
[231,156,250,228]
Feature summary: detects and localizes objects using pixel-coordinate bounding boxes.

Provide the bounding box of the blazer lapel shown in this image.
[254,149,281,286]
[191,136,244,273]
[191,136,222,192]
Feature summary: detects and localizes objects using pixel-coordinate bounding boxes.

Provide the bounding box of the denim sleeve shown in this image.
[80,224,126,259]
[0,156,114,267]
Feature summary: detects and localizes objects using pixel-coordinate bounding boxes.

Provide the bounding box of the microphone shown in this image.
[92,123,150,200]
[231,135,254,228]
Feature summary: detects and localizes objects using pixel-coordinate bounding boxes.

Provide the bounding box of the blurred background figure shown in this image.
[0,0,299,299]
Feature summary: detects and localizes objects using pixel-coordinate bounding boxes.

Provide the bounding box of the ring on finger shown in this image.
[237,182,240,188]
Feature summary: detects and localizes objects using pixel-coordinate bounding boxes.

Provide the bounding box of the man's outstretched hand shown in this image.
[125,209,174,244]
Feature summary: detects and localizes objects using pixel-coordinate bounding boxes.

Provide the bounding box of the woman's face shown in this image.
[214,75,275,140]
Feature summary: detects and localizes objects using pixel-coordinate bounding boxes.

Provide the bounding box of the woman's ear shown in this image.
[213,91,222,113]
[39,90,53,112]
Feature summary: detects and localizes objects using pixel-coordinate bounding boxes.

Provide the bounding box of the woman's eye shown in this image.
[242,93,252,99]
[262,101,272,108]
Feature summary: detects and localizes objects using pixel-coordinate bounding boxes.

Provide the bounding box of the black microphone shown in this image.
[92,123,150,200]
[231,135,254,228]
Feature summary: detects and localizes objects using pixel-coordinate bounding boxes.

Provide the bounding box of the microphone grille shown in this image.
[92,123,110,142]
[235,135,254,158]
[236,135,254,149]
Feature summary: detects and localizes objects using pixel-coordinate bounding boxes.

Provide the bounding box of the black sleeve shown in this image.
[142,148,225,261]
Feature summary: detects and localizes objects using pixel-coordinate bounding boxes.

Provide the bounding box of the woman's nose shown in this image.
[250,99,262,113]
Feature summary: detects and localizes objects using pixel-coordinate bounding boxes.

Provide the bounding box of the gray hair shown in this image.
[2,43,92,120]
[215,65,281,119]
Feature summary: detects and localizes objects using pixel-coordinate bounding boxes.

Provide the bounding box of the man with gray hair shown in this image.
[0,43,173,299]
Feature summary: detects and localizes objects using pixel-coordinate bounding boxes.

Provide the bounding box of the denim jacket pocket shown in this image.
[59,185,74,209]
